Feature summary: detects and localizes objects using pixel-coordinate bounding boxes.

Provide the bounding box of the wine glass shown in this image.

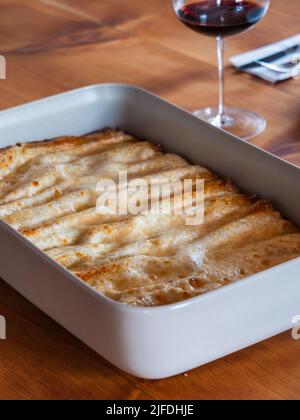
[172,0,270,140]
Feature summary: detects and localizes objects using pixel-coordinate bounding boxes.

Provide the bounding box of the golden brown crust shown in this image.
[0,129,299,307]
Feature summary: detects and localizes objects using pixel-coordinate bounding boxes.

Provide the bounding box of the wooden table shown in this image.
[0,0,299,400]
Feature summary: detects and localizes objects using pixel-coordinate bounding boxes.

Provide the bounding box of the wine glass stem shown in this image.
[217,36,225,123]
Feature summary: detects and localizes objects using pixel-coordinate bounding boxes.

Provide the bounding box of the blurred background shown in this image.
[0,0,299,160]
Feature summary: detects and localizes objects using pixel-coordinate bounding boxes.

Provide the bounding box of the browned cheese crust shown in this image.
[1,129,299,306]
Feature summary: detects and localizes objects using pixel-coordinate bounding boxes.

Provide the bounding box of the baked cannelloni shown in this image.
[1,129,300,306]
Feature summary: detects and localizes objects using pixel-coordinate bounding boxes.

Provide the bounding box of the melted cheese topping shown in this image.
[1,129,300,307]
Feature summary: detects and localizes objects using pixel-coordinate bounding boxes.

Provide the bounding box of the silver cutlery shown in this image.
[255,57,300,73]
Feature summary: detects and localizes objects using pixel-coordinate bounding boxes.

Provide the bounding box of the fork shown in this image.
[255,58,300,74]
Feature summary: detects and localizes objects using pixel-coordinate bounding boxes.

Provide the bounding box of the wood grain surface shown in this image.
[0,0,299,400]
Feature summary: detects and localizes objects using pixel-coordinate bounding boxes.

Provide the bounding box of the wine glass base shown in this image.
[193,107,266,141]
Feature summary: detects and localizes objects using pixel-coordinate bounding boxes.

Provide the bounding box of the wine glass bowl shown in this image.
[172,0,270,140]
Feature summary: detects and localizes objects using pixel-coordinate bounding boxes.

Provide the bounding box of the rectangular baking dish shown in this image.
[0,84,300,380]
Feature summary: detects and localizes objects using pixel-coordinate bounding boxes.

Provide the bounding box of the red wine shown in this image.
[176,0,267,38]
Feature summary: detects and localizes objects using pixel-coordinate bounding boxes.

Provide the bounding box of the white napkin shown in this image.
[230,34,300,83]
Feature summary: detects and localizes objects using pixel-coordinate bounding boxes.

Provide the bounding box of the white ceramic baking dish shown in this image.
[0,84,300,380]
